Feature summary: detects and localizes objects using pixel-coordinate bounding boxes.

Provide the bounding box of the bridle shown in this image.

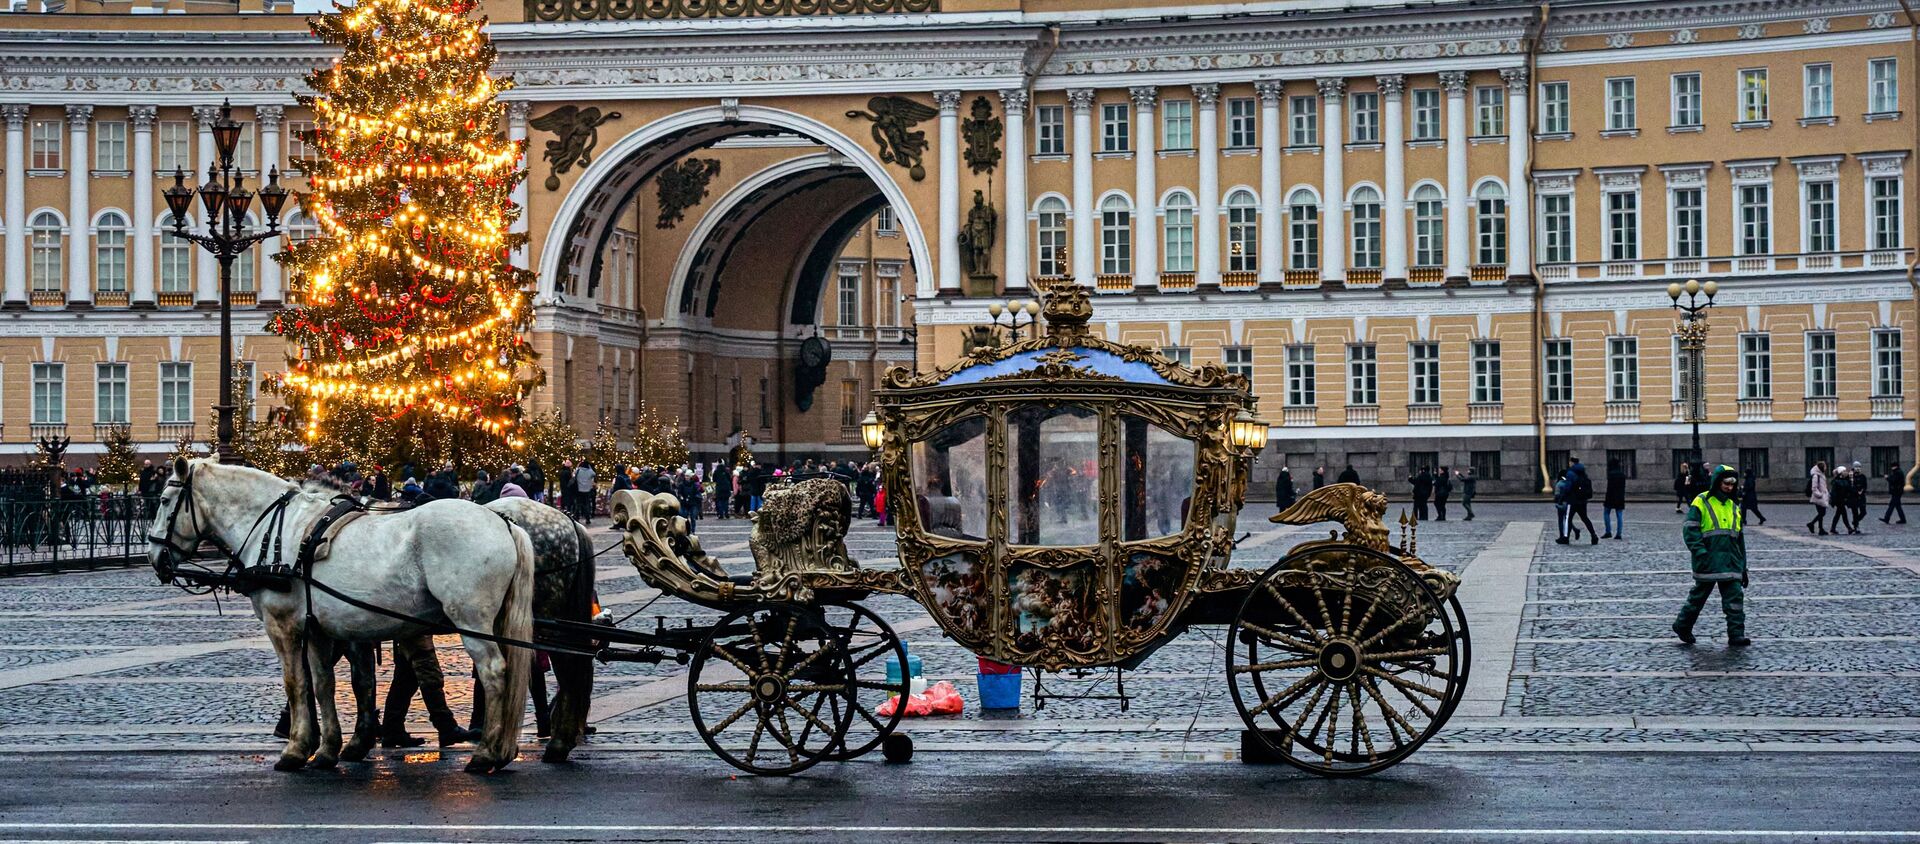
[147,466,214,585]
[147,463,299,591]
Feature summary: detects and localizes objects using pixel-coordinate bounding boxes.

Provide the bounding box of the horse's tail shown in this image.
[494,522,536,753]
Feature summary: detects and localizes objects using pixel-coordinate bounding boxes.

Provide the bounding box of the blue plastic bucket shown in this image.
[977,671,1022,710]
[885,654,923,686]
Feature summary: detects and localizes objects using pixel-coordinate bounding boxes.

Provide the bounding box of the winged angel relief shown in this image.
[844,96,938,181]
[531,106,622,191]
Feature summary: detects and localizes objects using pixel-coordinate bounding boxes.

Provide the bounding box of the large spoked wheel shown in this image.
[1227,545,1467,777]
[818,602,910,762]
[688,606,856,776]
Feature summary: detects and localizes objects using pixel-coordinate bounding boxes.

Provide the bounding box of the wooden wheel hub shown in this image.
[752,674,787,703]
[1317,639,1361,682]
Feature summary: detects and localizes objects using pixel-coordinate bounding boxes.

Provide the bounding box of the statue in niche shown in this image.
[530,105,621,191]
[844,96,938,181]
[958,189,998,283]
[961,96,1002,175]
[655,158,721,229]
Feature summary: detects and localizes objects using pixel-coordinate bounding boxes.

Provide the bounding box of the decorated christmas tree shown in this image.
[96,427,139,490]
[631,402,691,469]
[271,0,539,467]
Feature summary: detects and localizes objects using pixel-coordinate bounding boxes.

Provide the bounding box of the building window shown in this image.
[158,121,191,173]
[1101,103,1130,153]
[1350,186,1382,269]
[877,271,899,327]
[1161,99,1193,149]
[1160,346,1192,367]
[1412,88,1441,140]
[1474,86,1505,136]
[1347,344,1378,406]
[1606,449,1639,479]
[94,120,127,172]
[1163,191,1195,272]
[1671,73,1702,127]
[758,376,771,429]
[1740,447,1771,479]
[1471,450,1503,481]
[1471,340,1502,403]
[1539,81,1569,133]
[1035,197,1068,276]
[1475,182,1507,266]
[1875,329,1904,397]
[1414,185,1445,266]
[29,211,62,295]
[160,213,192,294]
[1035,105,1065,156]
[95,211,128,295]
[1100,195,1132,274]
[1224,346,1253,387]
[1289,96,1318,146]
[286,213,318,245]
[875,206,897,234]
[232,248,255,293]
[233,121,256,171]
[1226,190,1258,272]
[159,361,194,424]
[1349,92,1379,143]
[1409,342,1441,405]
[1873,446,1902,479]
[1739,183,1772,255]
[1740,333,1772,400]
[286,120,315,167]
[31,362,64,425]
[1871,58,1900,115]
[1672,187,1704,259]
[30,120,61,170]
[1671,335,1689,401]
[1606,190,1640,261]
[1287,189,1319,270]
[1803,447,1834,477]
[1540,192,1572,264]
[1607,336,1639,402]
[1286,345,1316,407]
[1804,179,1837,253]
[1227,97,1258,148]
[94,362,128,425]
[836,379,861,428]
[1804,64,1834,119]
[1605,77,1637,131]
[1872,176,1904,250]
[1739,68,1770,122]
[1806,331,1837,399]
[1544,338,1574,403]
[836,271,860,326]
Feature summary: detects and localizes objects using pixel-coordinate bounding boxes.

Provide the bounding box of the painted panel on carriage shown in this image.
[943,347,1173,387]
[1120,552,1183,632]
[1009,564,1098,652]
[920,551,989,642]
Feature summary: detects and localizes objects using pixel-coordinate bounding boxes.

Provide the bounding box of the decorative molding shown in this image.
[1316,77,1346,99]
[522,0,939,22]
[1190,82,1220,107]
[192,105,222,129]
[1533,170,1578,192]
[961,95,1002,175]
[1605,32,1634,49]
[1541,36,1567,53]
[1803,17,1831,34]
[1375,74,1405,97]
[997,88,1028,116]
[1859,151,1909,176]
[506,100,534,123]
[1128,85,1158,109]
[64,104,92,128]
[1727,158,1779,182]
[1593,167,1644,190]
[253,104,283,131]
[1670,28,1699,44]
[1254,80,1285,103]
[933,90,963,111]
[718,97,739,122]
[1066,88,1097,112]
[1790,155,1842,179]
[1658,163,1711,187]
[1737,23,1766,40]
[0,104,27,129]
[1870,11,1896,28]
[1499,67,1527,90]
[1438,71,1469,96]
[127,104,157,131]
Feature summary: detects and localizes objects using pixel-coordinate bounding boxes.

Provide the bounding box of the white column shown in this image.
[1255,81,1283,286]
[935,90,962,294]
[2,105,27,308]
[507,101,532,272]
[1068,88,1096,285]
[998,89,1029,289]
[129,105,156,308]
[193,105,220,304]
[1441,71,1471,282]
[1318,78,1345,283]
[1128,86,1156,289]
[1193,83,1221,288]
[255,105,283,305]
[66,105,92,306]
[1379,75,1408,282]
[1502,67,1531,280]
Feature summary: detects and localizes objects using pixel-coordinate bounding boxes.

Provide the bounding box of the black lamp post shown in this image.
[1667,278,1719,462]
[164,99,290,464]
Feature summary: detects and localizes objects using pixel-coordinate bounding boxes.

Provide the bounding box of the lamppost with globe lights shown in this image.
[988,298,1042,342]
[1668,278,1719,462]
[162,100,290,464]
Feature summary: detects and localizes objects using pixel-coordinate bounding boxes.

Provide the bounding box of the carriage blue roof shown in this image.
[943,346,1174,386]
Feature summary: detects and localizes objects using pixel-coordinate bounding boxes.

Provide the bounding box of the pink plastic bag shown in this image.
[876,681,967,717]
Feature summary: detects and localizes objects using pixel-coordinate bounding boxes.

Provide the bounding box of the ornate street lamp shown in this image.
[1667,278,1719,462]
[986,298,1042,342]
[164,99,290,464]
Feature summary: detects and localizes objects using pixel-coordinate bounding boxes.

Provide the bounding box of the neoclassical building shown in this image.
[0,0,1912,493]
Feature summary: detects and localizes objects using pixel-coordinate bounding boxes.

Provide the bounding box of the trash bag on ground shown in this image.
[877,680,967,717]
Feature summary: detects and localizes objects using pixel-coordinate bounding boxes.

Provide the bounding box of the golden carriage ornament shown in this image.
[612,278,1470,778]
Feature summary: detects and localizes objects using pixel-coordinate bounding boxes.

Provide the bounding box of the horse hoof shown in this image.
[309,756,338,770]
[541,748,573,764]
[464,757,496,775]
[340,744,370,763]
[273,756,307,772]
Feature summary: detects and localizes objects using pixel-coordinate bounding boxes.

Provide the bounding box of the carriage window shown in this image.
[1122,417,1196,540]
[1008,405,1101,546]
[910,416,989,541]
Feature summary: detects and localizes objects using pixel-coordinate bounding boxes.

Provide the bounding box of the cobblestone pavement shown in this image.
[2,501,1917,759]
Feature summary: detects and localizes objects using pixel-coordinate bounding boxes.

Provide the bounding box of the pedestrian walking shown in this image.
[1851,461,1870,527]
[575,461,597,524]
[1432,466,1452,521]
[1408,466,1433,522]
[1740,467,1766,525]
[1338,464,1361,485]
[1883,462,1907,525]
[714,464,735,520]
[1553,469,1580,544]
[1566,456,1598,545]
[1674,464,1695,514]
[1275,467,1296,511]
[1807,460,1831,536]
[1673,464,1752,647]
[1829,466,1859,535]
[1312,466,1328,490]
[1603,457,1628,540]
[1459,468,1477,521]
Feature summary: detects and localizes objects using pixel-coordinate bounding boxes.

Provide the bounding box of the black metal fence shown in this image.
[0,495,159,576]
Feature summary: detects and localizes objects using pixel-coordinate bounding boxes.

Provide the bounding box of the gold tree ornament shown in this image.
[96,427,139,490]
[630,402,691,468]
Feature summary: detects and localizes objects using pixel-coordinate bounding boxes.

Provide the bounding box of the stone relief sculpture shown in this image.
[655,158,721,229]
[844,95,937,181]
[961,95,1002,175]
[530,105,622,191]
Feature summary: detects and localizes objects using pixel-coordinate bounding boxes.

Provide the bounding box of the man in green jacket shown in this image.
[1674,464,1752,647]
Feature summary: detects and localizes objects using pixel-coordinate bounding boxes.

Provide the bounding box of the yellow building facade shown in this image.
[0,0,1912,493]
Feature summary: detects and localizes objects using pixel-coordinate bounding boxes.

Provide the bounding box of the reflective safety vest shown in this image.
[1684,491,1747,582]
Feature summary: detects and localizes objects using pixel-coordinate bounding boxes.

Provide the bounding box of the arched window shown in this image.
[1286,189,1319,271]
[159,213,192,295]
[1412,185,1445,268]
[29,212,62,296]
[232,215,258,293]
[1476,182,1508,267]
[1162,191,1195,273]
[1100,195,1132,275]
[1226,190,1258,272]
[285,212,319,245]
[1034,197,1067,277]
[1350,186,1382,270]
[94,211,128,296]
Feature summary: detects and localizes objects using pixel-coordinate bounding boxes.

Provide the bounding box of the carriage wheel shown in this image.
[817,602,910,762]
[687,605,856,776]
[1227,545,1466,777]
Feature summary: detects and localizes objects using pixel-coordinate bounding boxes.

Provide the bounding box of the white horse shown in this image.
[146,458,534,774]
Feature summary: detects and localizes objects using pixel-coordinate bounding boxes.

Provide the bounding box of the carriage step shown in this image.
[1240,729,1288,765]
[595,647,672,664]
